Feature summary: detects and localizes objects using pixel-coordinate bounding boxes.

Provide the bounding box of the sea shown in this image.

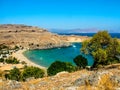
[58,33,120,38]
[24,33,120,68]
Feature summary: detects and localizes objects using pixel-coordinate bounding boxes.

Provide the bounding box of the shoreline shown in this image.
[11,41,85,73]
[12,49,47,71]
[12,42,83,71]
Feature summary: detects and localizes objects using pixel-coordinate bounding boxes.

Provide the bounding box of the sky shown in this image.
[0,0,120,32]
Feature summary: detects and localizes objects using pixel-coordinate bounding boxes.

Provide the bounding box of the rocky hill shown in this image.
[0,64,120,90]
[0,24,89,49]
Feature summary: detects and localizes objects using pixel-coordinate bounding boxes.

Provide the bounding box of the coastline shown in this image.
[11,40,84,71]
[11,37,90,72]
[12,49,47,71]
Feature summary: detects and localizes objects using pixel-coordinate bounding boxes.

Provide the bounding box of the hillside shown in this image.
[49,28,99,33]
[0,64,120,90]
[0,24,89,49]
[0,24,120,90]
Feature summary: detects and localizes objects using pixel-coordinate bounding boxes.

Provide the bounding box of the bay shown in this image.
[24,43,94,68]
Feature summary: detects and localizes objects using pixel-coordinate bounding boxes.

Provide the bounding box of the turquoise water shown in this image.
[24,43,94,68]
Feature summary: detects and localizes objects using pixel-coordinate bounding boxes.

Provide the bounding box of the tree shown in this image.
[81,31,120,68]
[47,61,75,76]
[73,55,88,68]
[88,31,111,53]
[107,38,120,59]
[92,48,107,67]
[106,38,120,64]
[81,40,89,54]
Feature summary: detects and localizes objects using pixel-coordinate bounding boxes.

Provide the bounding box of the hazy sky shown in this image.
[0,0,120,31]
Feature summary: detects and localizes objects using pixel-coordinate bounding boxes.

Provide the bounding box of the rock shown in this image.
[65,86,78,90]
[110,75,120,85]
[56,71,69,76]
[0,78,2,83]
[74,78,86,86]
[73,71,113,87]
[29,84,36,90]
[116,87,120,90]
[7,80,22,89]
[26,77,35,82]
[39,81,48,86]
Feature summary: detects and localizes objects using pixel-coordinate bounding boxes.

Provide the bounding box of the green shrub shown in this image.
[7,67,21,81]
[73,55,88,68]
[5,57,19,64]
[5,66,45,81]
[0,58,4,62]
[21,66,44,81]
[21,61,27,64]
[0,44,9,50]
[47,61,75,76]
[14,45,19,49]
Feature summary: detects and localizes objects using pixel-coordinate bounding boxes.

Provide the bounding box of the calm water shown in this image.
[59,33,120,38]
[24,43,94,68]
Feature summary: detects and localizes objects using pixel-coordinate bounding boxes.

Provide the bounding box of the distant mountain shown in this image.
[49,28,99,33]
[49,28,120,33]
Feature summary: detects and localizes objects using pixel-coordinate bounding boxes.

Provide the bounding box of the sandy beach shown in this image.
[12,49,46,70]
[65,36,90,43]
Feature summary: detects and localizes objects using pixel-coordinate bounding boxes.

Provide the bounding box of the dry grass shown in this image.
[0,65,120,90]
[96,74,116,90]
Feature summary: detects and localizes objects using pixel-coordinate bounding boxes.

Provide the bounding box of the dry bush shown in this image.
[97,74,117,90]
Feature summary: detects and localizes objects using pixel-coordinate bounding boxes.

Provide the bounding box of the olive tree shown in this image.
[81,31,120,68]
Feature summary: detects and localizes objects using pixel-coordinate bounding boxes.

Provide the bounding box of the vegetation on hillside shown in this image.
[47,61,75,76]
[5,68,21,81]
[0,56,20,64]
[21,66,44,81]
[73,55,88,68]
[81,31,120,68]
[0,58,4,62]
[5,57,20,64]
[5,66,45,81]
[0,44,9,50]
